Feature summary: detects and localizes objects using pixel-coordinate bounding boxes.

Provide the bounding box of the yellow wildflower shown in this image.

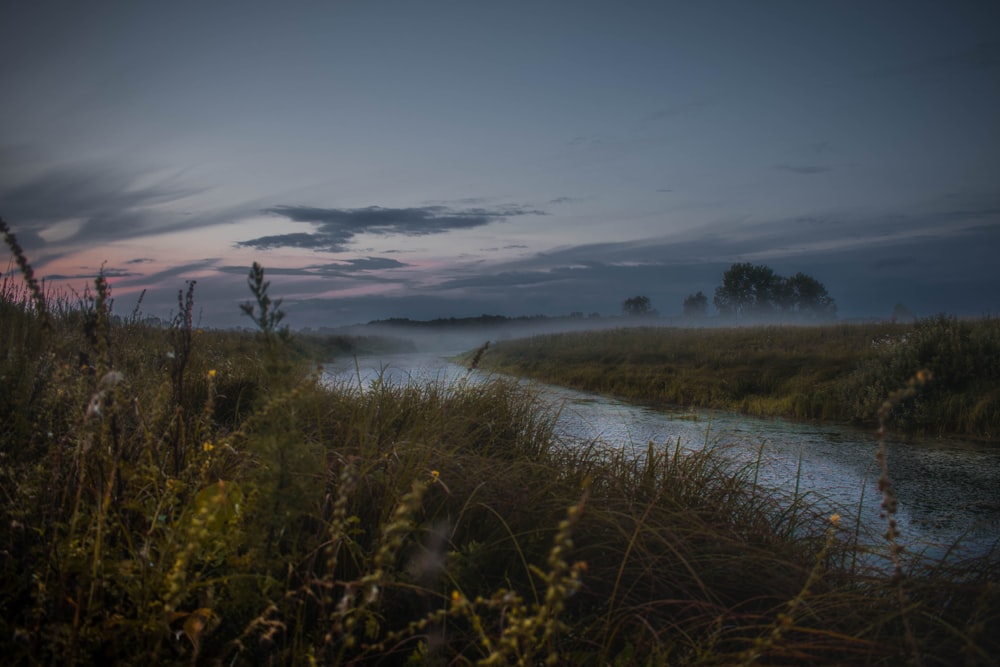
[203,441,214,452]
[830,513,841,526]
[207,369,217,379]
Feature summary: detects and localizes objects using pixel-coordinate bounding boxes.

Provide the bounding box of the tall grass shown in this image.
[467,321,1000,438]
[1,223,998,664]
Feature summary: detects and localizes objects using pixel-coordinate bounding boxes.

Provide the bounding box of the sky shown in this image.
[1,1,998,328]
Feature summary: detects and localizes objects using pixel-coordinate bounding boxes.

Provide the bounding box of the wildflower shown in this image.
[203,441,214,452]
[430,469,440,482]
[207,369,217,379]
[830,513,841,526]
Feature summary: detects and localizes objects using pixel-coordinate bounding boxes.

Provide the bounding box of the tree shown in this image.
[713,263,836,321]
[622,295,656,317]
[783,272,836,319]
[713,263,781,320]
[682,291,709,318]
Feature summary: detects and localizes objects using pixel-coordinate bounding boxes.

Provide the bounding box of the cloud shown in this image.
[237,231,346,252]
[112,259,222,289]
[336,257,408,271]
[774,164,832,175]
[480,244,529,252]
[0,156,226,256]
[239,204,544,252]
[436,266,590,290]
[42,267,136,281]
[406,205,999,320]
[219,257,407,280]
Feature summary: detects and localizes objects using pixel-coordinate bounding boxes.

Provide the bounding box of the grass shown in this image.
[2,222,999,664]
[464,321,1000,439]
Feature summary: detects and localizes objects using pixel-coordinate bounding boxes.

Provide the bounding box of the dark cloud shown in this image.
[774,164,832,175]
[112,259,222,289]
[407,215,999,322]
[43,267,135,281]
[338,257,407,271]
[125,257,154,264]
[237,231,349,252]
[480,244,529,252]
[436,266,589,290]
[80,200,998,328]
[0,157,222,255]
[219,257,407,280]
[239,204,543,252]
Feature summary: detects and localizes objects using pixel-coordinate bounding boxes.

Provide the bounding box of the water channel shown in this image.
[323,352,1000,564]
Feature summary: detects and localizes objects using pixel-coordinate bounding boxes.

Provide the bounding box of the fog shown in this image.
[309,311,864,357]
[316,316,688,355]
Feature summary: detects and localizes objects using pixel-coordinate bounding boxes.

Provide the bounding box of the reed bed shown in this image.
[467,320,1000,439]
[1,226,998,664]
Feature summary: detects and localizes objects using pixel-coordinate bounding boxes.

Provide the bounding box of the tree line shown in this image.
[624,263,837,321]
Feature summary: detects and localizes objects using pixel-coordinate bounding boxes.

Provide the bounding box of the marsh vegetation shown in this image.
[1,234,998,664]
[467,319,1000,440]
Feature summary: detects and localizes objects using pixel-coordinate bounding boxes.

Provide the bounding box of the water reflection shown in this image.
[323,353,1000,561]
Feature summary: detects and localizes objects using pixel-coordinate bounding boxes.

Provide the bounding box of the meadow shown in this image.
[466,319,1000,440]
[1,241,998,663]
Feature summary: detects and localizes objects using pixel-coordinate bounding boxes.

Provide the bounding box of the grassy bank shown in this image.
[466,320,1000,440]
[1,254,998,664]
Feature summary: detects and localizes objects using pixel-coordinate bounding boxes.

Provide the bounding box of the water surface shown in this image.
[323,352,1000,562]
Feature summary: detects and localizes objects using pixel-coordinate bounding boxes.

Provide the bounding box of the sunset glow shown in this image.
[2,2,998,327]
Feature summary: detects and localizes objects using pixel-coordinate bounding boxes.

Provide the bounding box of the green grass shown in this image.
[465,320,1000,439]
[1,234,998,664]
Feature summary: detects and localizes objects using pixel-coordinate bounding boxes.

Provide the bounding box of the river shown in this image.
[322,352,1000,564]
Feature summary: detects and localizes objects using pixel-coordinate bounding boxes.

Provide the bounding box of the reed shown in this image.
[1,232,997,664]
[467,320,1000,439]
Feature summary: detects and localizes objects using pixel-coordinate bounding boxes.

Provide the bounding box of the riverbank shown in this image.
[2,264,998,664]
[463,318,1000,441]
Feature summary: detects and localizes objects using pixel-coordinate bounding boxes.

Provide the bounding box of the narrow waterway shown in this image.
[323,352,1000,563]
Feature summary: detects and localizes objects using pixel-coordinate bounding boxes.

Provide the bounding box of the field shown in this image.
[1,257,999,665]
[467,319,1000,440]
